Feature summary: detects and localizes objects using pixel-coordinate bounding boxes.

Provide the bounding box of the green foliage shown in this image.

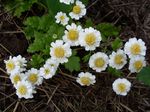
[4,0,37,17]
[111,38,123,50]
[85,19,94,27]
[82,52,91,63]
[96,23,120,41]
[45,0,72,16]
[137,67,150,86]
[108,67,123,77]
[64,50,80,72]
[28,54,44,69]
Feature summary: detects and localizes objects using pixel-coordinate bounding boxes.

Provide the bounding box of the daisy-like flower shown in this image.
[112,78,131,96]
[76,72,96,86]
[40,64,56,79]
[10,72,25,87]
[69,1,86,20]
[55,12,69,26]
[109,49,127,70]
[124,37,146,58]
[15,80,34,99]
[79,27,102,51]
[89,52,109,72]
[25,68,43,86]
[50,40,72,64]
[4,56,20,74]
[59,0,74,5]
[63,23,83,46]
[129,56,146,73]
[13,55,27,72]
[45,58,59,69]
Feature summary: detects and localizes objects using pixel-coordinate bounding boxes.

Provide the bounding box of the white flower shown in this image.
[50,40,72,64]
[109,49,127,70]
[129,56,146,73]
[63,23,83,46]
[112,78,131,96]
[4,56,20,74]
[76,72,96,86]
[40,64,56,79]
[124,37,146,58]
[15,80,34,99]
[45,58,59,69]
[25,68,43,86]
[10,72,25,87]
[59,0,74,5]
[79,27,102,51]
[13,55,27,72]
[89,52,109,72]
[69,1,86,20]
[55,12,69,26]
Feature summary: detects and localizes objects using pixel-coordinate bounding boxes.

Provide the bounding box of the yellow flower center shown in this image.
[13,74,21,84]
[85,33,96,45]
[18,85,27,95]
[54,47,65,58]
[133,61,143,71]
[60,15,65,21]
[118,83,126,92]
[44,69,50,75]
[28,74,38,84]
[94,58,105,68]
[6,61,15,71]
[73,5,81,14]
[80,77,91,85]
[114,54,123,64]
[67,29,79,41]
[130,43,141,55]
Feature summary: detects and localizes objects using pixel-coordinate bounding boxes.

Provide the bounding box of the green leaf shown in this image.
[85,19,93,27]
[64,56,80,72]
[111,38,123,50]
[108,67,123,77]
[96,23,120,41]
[82,52,91,63]
[137,67,150,86]
[29,54,44,69]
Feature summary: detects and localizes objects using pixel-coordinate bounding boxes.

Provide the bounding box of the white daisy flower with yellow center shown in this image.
[112,78,131,96]
[4,56,20,74]
[55,12,69,26]
[45,58,59,69]
[63,23,83,46]
[25,68,43,86]
[89,52,109,72]
[50,40,72,64]
[76,72,96,86]
[124,38,146,58]
[40,64,56,79]
[16,80,34,99]
[69,1,86,20]
[79,27,102,51]
[10,72,25,87]
[109,49,127,70]
[59,0,74,5]
[13,55,27,71]
[129,56,146,73]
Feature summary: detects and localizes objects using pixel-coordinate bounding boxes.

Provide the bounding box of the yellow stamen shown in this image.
[13,74,21,84]
[80,77,91,85]
[118,83,126,92]
[28,74,38,84]
[67,29,79,41]
[44,69,50,75]
[18,85,27,95]
[73,5,81,14]
[134,61,143,71]
[6,61,15,71]
[54,47,65,58]
[60,15,65,21]
[85,33,96,45]
[94,58,105,68]
[130,43,141,55]
[114,54,123,64]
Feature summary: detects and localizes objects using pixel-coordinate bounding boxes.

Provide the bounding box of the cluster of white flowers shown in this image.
[56,1,86,25]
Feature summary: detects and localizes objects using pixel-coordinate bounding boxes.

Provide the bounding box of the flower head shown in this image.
[109,49,127,70]
[79,27,102,51]
[55,12,69,26]
[89,52,109,72]
[129,56,146,73]
[50,40,72,64]
[76,72,96,86]
[124,38,146,58]
[112,78,131,96]
[69,1,86,20]
[63,23,83,46]
[45,58,59,69]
